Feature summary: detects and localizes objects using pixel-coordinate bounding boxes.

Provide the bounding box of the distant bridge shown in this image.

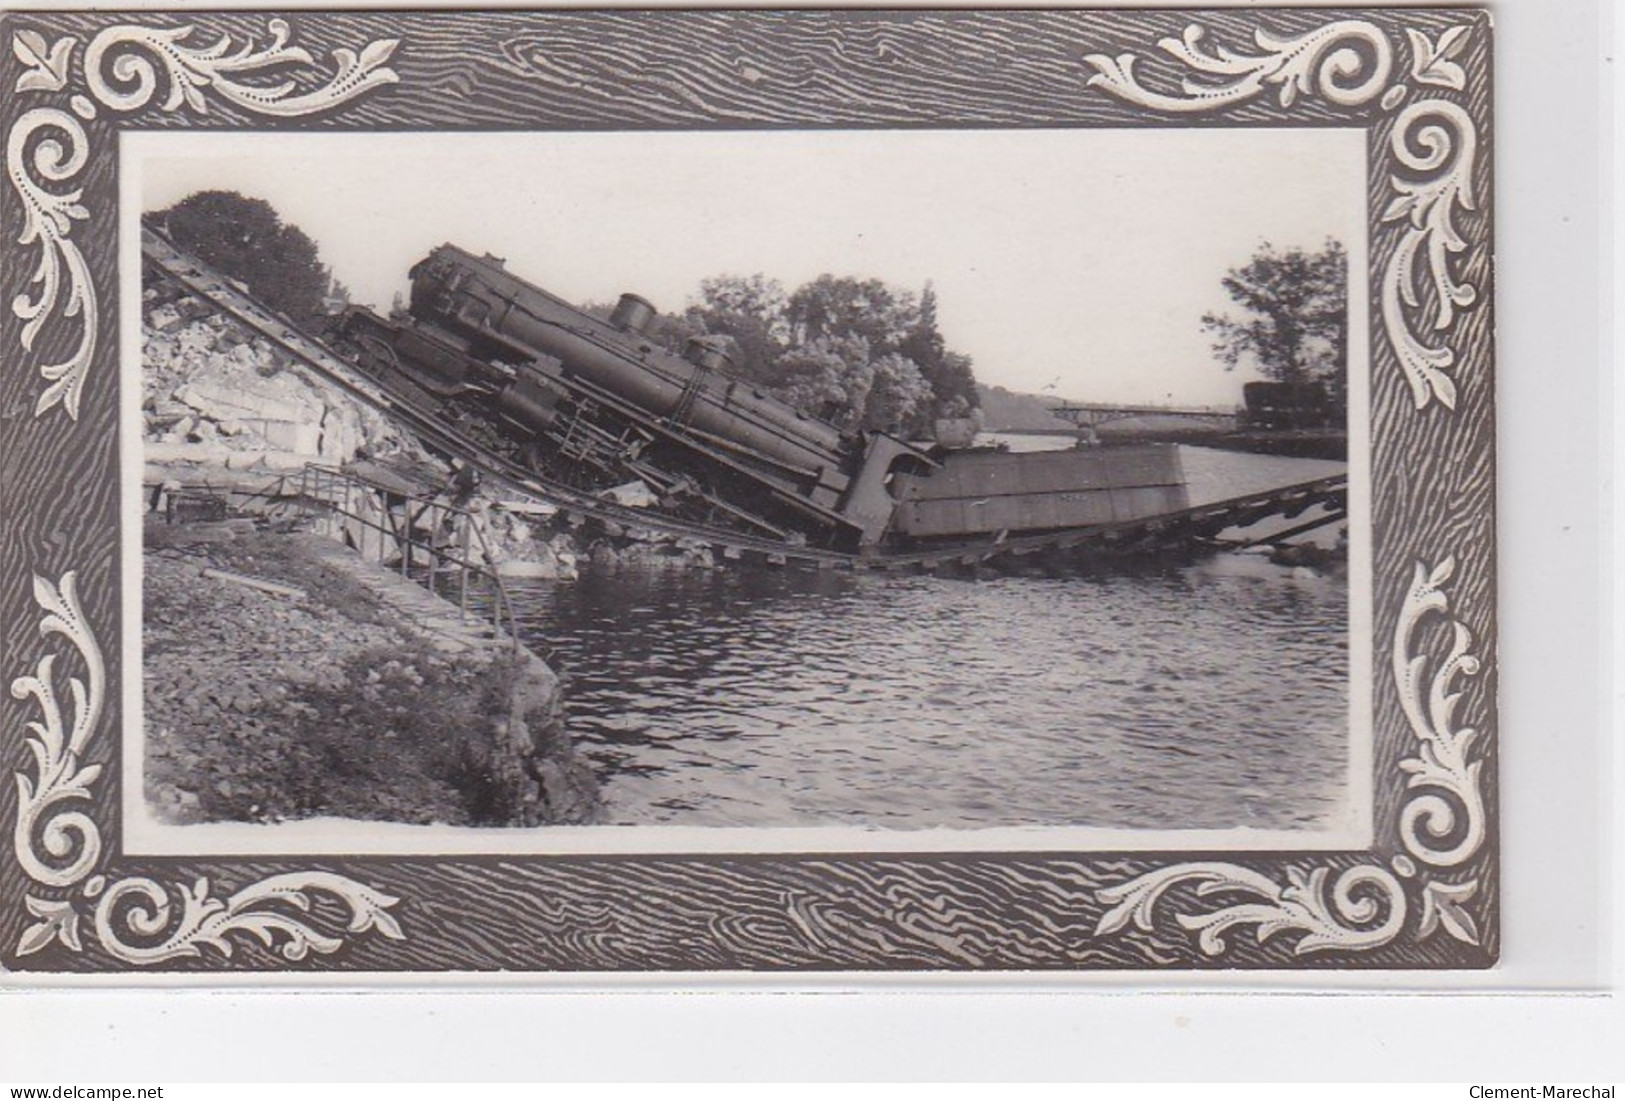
[1051,402,1239,430]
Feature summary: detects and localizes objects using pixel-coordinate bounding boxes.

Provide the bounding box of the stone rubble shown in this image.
[474,502,716,578]
[143,290,718,578]
[143,287,421,471]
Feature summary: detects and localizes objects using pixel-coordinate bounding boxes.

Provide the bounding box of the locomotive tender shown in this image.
[329,244,1187,552]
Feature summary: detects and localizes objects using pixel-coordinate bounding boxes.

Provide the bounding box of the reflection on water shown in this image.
[499,446,1352,831]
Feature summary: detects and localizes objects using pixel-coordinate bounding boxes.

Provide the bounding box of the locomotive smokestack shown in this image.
[609,293,657,335]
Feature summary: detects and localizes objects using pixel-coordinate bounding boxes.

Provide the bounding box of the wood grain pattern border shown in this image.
[0,6,1495,975]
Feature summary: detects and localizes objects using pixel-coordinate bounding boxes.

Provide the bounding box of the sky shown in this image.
[133,128,1365,406]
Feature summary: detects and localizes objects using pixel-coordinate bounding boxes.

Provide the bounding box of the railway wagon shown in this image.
[1240,381,1344,431]
[891,445,1187,539]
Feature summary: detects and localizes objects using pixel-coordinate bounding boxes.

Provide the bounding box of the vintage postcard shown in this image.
[0,6,1494,976]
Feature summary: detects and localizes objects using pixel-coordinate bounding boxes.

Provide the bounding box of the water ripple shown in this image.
[498,447,1351,831]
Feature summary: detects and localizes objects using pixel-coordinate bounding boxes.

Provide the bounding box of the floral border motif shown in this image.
[11,572,405,964]
[9,106,96,420]
[7,17,400,420]
[11,572,105,894]
[1092,555,1487,957]
[1380,98,1480,410]
[1394,556,1485,870]
[1085,19,1483,413]
[1391,556,1487,948]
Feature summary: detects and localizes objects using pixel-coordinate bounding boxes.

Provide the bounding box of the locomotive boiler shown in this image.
[331,244,925,550]
[328,243,1189,554]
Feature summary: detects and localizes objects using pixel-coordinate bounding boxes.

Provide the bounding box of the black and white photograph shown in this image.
[130,127,1365,849]
[0,6,1496,975]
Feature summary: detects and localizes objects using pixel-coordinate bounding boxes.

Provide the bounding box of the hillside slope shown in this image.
[975,384,1074,432]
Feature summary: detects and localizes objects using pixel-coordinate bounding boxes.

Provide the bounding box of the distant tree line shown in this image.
[595,274,980,439]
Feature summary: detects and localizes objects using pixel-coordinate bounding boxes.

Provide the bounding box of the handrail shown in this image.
[481,540,523,658]
[296,463,522,654]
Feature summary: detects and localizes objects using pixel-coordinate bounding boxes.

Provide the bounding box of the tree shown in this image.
[686,274,790,384]
[694,273,789,329]
[1202,239,1347,402]
[931,352,979,419]
[899,282,980,429]
[150,190,338,328]
[861,351,933,433]
[773,334,874,426]
[786,275,914,351]
[682,270,980,438]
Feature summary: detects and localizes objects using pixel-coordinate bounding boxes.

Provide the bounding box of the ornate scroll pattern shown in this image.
[7,18,400,420]
[81,20,399,118]
[9,108,95,419]
[1390,556,1486,947]
[1394,557,1485,868]
[1095,862,1407,957]
[1381,100,1479,410]
[11,572,405,964]
[90,873,403,965]
[1085,20,1484,413]
[1082,21,1395,113]
[1093,555,1488,959]
[11,573,104,891]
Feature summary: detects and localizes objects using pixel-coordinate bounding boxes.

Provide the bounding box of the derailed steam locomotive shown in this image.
[329,244,1187,552]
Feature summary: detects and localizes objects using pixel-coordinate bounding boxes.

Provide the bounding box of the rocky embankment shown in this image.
[144,288,717,578]
[139,284,724,828]
[144,525,599,827]
[143,289,420,475]
[142,289,598,828]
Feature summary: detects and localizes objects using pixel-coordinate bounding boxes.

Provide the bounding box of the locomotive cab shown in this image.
[839,435,938,548]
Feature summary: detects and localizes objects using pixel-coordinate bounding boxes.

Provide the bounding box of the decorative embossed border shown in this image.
[0,7,1494,974]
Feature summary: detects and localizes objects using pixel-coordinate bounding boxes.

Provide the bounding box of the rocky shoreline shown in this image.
[144,285,715,580]
[476,497,717,580]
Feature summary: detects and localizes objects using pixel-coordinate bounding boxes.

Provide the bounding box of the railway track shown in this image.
[142,228,1347,573]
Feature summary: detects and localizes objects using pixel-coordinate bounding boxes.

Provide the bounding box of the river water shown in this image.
[499,444,1351,832]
